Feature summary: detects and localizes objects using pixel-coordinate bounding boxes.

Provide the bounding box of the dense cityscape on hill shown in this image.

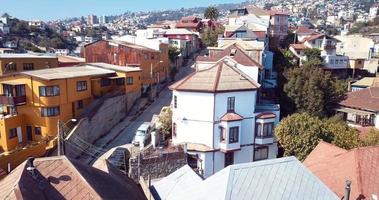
[0,0,379,199]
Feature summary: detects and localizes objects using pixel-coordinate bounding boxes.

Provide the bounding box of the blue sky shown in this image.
[1,0,246,21]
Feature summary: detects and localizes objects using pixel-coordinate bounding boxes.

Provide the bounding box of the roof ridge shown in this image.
[353,149,364,195]
[213,62,223,92]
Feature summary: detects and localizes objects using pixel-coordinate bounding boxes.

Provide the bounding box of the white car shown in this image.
[132,122,152,147]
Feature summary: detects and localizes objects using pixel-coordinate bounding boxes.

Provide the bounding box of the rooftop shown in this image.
[169,59,260,93]
[87,63,142,73]
[339,87,379,112]
[57,55,85,63]
[0,53,57,59]
[0,156,146,200]
[21,65,116,80]
[151,156,339,200]
[352,77,379,88]
[304,141,379,199]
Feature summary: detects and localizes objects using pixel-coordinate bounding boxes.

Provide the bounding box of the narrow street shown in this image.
[81,63,194,164]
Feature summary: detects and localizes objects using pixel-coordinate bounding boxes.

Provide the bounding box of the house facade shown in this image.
[84,40,169,87]
[0,63,141,153]
[169,60,279,178]
[337,87,379,130]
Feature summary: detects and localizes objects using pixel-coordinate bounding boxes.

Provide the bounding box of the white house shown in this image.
[169,59,279,178]
[369,3,379,21]
[290,34,349,70]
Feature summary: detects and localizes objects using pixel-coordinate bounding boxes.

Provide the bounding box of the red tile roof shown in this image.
[175,22,201,29]
[253,31,267,39]
[339,87,379,112]
[0,156,146,200]
[169,59,260,92]
[304,141,379,199]
[290,43,308,50]
[294,26,317,34]
[221,112,243,121]
[269,9,290,16]
[256,112,276,119]
[196,44,262,68]
[301,34,339,43]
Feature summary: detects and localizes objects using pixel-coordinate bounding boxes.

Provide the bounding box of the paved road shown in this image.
[82,64,194,164]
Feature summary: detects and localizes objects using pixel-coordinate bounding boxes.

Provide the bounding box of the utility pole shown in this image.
[57,120,61,156]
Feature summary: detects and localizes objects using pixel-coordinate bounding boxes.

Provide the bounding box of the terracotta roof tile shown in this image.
[256,112,276,119]
[304,141,379,199]
[0,156,146,200]
[290,43,308,50]
[220,112,243,121]
[294,26,317,34]
[339,87,379,112]
[196,44,262,68]
[169,59,260,92]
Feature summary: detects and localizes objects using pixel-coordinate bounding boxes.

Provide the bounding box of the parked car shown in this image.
[132,122,152,147]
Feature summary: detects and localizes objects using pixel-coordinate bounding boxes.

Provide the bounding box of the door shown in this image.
[26,126,32,141]
[224,152,234,167]
[17,126,22,143]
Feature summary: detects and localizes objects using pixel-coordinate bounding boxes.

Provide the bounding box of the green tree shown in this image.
[275,113,327,161]
[275,113,361,161]
[362,128,379,146]
[284,65,347,117]
[158,107,172,137]
[323,116,361,150]
[202,28,218,47]
[168,45,180,63]
[204,6,219,20]
[303,48,323,68]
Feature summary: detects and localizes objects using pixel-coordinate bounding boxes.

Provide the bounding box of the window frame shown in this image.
[115,78,125,86]
[9,128,17,139]
[219,126,226,142]
[228,126,239,143]
[76,81,87,92]
[23,63,34,71]
[126,77,134,85]
[100,78,111,87]
[227,97,235,112]
[254,146,269,161]
[174,95,177,108]
[41,106,60,117]
[34,127,42,135]
[77,100,84,109]
[256,122,274,138]
[39,86,60,97]
[173,123,177,137]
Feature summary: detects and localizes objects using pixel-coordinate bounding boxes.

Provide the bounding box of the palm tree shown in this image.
[204,6,219,20]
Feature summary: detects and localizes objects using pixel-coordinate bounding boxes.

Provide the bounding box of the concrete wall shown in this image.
[65,93,139,158]
[128,151,187,182]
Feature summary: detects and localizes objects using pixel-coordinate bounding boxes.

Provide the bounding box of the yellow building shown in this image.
[0,63,141,153]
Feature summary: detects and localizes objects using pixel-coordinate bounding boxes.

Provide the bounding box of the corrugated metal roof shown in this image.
[151,157,339,200]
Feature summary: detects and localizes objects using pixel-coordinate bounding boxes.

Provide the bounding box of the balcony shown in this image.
[324,44,336,49]
[0,95,26,105]
[255,135,275,145]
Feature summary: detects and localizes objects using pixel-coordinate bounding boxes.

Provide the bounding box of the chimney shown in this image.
[26,157,37,180]
[344,180,352,200]
[183,143,188,154]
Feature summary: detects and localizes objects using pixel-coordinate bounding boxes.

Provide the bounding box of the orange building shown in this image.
[83,40,169,89]
[0,63,141,153]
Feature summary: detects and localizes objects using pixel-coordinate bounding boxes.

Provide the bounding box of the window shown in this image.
[9,128,17,139]
[229,127,239,143]
[174,95,177,108]
[23,63,34,70]
[77,81,87,91]
[256,123,274,138]
[219,126,226,142]
[187,154,199,169]
[5,63,16,71]
[39,86,60,97]
[35,127,41,135]
[358,60,363,64]
[41,106,60,117]
[173,123,177,137]
[77,100,84,109]
[227,97,235,112]
[126,77,133,85]
[3,84,13,96]
[254,146,269,161]
[15,85,25,96]
[116,78,125,86]
[224,152,234,167]
[101,78,111,87]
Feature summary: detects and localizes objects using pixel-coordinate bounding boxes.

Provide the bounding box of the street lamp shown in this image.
[150,60,164,99]
[57,118,77,156]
